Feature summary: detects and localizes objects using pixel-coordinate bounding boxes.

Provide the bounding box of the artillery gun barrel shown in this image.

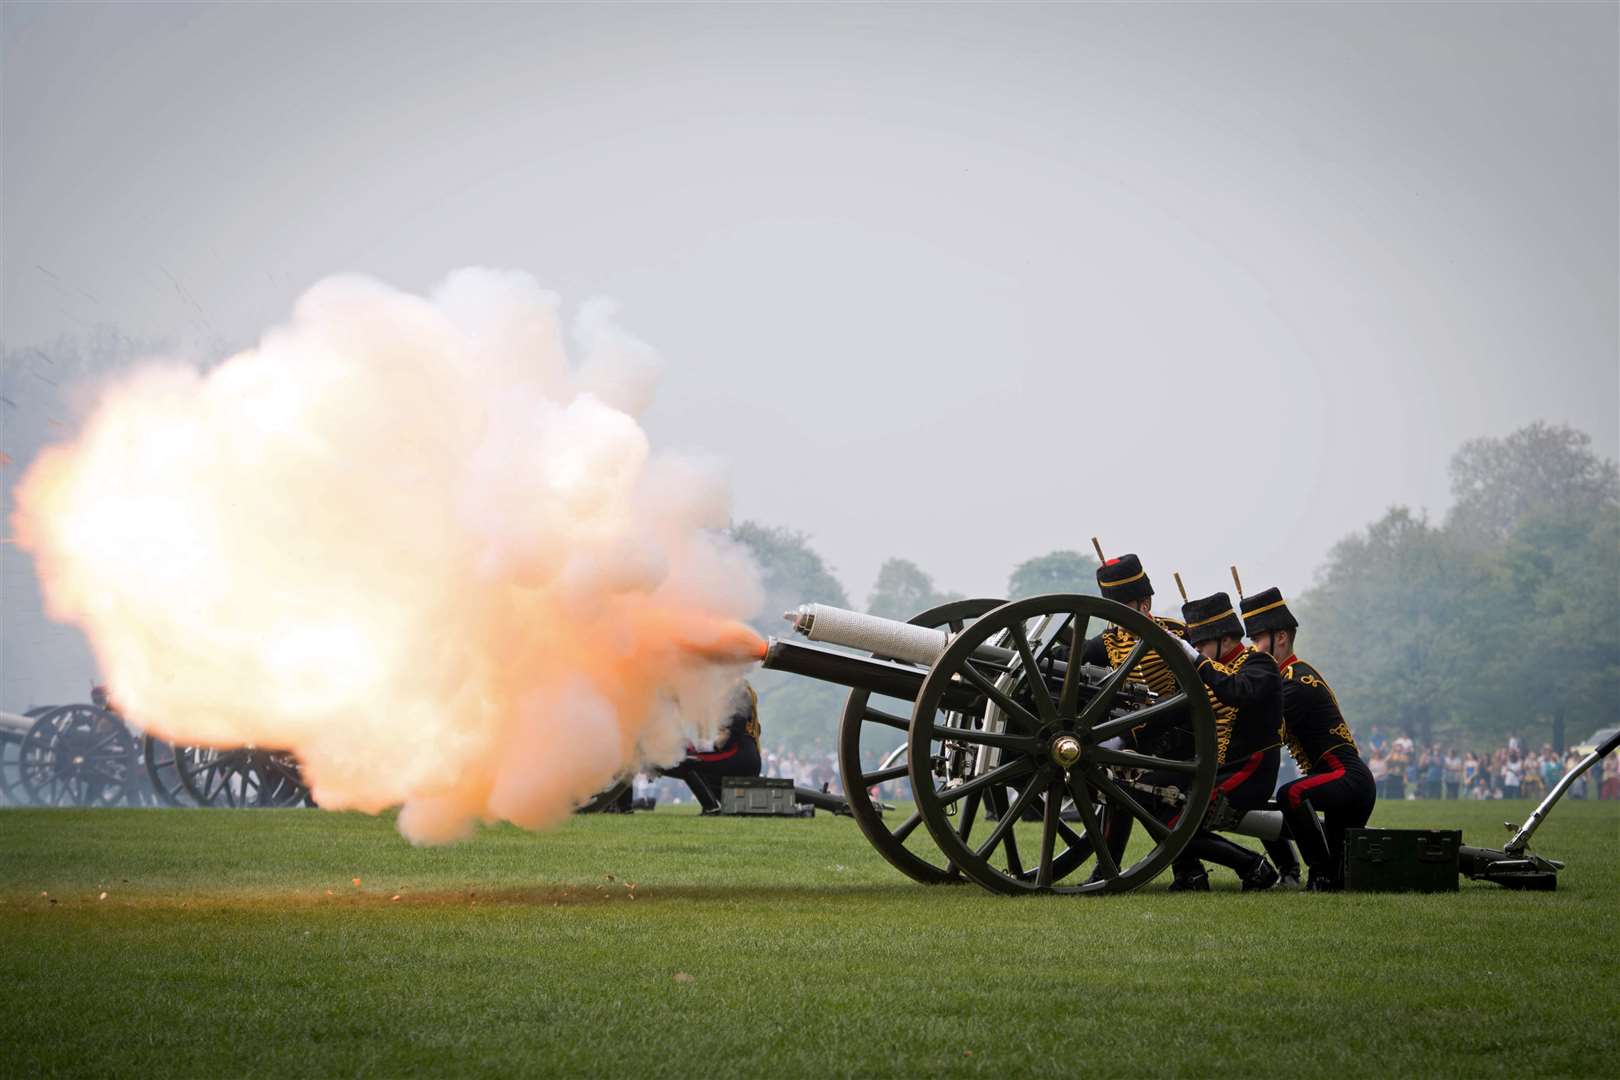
[783,604,1017,667]
[760,639,985,713]
[0,710,33,736]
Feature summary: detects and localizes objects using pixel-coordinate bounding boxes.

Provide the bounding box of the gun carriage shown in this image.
[0,696,311,809]
[761,593,1252,894]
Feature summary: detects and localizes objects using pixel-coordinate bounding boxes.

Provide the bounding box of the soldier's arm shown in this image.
[1195,651,1281,707]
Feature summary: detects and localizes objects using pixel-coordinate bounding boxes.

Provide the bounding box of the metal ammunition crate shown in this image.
[1343,828,1461,892]
[719,776,801,817]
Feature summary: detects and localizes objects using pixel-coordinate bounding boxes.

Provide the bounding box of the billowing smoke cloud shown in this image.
[11,269,765,842]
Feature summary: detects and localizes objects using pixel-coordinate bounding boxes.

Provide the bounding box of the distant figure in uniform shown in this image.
[1169,591,1284,891]
[662,681,762,814]
[1243,588,1375,891]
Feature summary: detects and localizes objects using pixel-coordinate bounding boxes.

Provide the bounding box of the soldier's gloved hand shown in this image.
[1176,637,1202,664]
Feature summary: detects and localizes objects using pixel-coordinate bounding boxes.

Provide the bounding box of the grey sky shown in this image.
[3,2,1616,707]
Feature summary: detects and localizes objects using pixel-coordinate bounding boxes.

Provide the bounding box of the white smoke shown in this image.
[13,269,765,843]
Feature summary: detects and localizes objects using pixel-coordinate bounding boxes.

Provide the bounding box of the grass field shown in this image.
[2,798,1616,1078]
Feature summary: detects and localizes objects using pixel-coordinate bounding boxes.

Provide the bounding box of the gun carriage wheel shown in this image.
[908,595,1217,894]
[141,735,199,806]
[836,598,1005,884]
[175,746,312,807]
[16,704,139,807]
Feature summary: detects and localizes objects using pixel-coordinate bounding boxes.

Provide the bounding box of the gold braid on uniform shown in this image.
[1281,667,1357,770]
[1102,618,1235,763]
[1202,648,1253,767]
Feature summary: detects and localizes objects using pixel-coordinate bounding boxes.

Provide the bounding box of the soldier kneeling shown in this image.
[1241,588,1375,891]
[662,681,763,814]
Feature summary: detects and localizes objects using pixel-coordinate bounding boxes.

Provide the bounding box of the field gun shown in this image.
[756,593,1238,893]
[0,692,310,809]
[758,594,1608,895]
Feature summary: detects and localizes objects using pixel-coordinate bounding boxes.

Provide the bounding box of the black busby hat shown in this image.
[1096,554,1153,605]
[1239,587,1299,636]
[1182,591,1244,645]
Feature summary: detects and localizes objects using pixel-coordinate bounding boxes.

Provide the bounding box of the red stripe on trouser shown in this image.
[688,745,740,763]
[1216,752,1265,797]
[1285,752,1345,810]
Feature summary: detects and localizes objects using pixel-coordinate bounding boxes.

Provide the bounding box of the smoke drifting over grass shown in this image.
[12,269,764,842]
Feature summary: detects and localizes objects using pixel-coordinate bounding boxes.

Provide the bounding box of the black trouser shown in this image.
[1276,750,1375,882]
[661,740,762,811]
[1148,750,1280,878]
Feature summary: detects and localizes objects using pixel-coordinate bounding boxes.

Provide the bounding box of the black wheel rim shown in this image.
[18,705,136,807]
[142,735,195,806]
[908,595,1217,895]
[837,598,1005,885]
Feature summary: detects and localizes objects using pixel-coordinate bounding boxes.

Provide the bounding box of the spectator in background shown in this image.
[1565,751,1588,799]
[1522,752,1546,801]
[1541,749,1563,796]
[1463,751,1480,793]
[1422,748,1445,800]
[1444,748,1463,799]
[1369,751,1389,799]
[1367,725,1389,757]
[1502,753,1522,799]
[1386,734,1412,799]
[1602,755,1619,801]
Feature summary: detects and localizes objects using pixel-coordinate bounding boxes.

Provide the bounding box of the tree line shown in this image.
[731,421,1618,756]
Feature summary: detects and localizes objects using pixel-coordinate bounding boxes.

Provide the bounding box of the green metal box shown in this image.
[719,776,801,816]
[1343,828,1461,892]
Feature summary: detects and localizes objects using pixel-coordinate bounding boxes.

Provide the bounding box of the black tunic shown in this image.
[1277,656,1361,774]
[1195,647,1285,763]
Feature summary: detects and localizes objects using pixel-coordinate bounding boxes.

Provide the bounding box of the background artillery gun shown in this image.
[0,689,313,809]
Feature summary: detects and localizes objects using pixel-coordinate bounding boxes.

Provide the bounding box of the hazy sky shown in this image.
[3,2,1616,706]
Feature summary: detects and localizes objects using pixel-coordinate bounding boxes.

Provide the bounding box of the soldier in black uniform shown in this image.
[662,681,763,814]
[1241,588,1375,890]
[1071,554,1188,871]
[1165,591,1284,890]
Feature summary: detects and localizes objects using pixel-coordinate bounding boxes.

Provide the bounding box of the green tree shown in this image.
[1296,508,1488,747]
[725,521,852,755]
[1006,550,1101,600]
[727,521,849,637]
[1298,422,1620,752]
[1446,422,1620,546]
[866,558,963,620]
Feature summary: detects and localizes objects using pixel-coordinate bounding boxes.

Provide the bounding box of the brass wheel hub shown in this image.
[1050,734,1082,769]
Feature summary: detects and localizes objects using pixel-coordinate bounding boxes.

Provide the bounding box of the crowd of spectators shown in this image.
[1359,727,1616,801]
[648,733,1615,808]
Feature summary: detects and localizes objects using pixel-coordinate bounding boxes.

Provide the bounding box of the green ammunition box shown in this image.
[1343,828,1461,892]
[719,776,802,817]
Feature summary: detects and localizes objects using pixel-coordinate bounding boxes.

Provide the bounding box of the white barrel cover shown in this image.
[796,604,950,666]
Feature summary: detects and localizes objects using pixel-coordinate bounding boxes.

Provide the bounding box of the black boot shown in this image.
[1282,801,1333,885]
[1168,858,1211,892]
[1186,832,1279,890]
[1263,838,1301,889]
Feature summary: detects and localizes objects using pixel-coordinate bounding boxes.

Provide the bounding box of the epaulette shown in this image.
[1154,616,1188,637]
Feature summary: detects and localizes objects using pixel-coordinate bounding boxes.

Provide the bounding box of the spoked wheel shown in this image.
[909,595,1217,895]
[1,731,30,805]
[18,704,139,807]
[837,598,1005,884]
[176,746,313,807]
[142,735,196,806]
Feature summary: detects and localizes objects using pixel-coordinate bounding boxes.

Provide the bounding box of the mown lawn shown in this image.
[1,798,1615,1078]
